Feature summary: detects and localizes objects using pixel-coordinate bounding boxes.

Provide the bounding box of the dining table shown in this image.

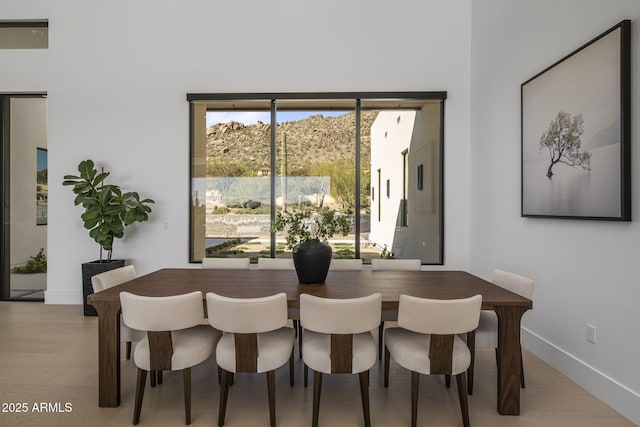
[87,268,532,415]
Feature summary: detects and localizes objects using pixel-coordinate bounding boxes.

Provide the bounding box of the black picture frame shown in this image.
[417,164,424,190]
[521,20,631,221]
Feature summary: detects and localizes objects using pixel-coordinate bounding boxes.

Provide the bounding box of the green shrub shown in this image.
[14,248,47,274]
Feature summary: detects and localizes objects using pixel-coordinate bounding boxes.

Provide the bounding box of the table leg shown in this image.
[494,306,528,415]
[93,301,121,407]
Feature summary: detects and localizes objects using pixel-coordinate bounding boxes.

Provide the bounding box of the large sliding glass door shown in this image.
[1,94,48,300]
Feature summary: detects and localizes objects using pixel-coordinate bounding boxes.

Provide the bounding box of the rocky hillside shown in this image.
[205,111,378,175]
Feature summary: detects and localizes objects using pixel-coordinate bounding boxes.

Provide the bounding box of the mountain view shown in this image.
[205,111,378,176]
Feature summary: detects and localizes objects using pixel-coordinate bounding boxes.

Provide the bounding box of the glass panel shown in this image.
[192,106,272,262]
[364,103,442,263]
[0,22,48,49]
[189,95,445,265]
[274,109,357,259]
[4,96,48,300]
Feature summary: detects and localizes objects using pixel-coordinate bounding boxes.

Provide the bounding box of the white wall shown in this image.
[470,1,640,423]
[0,0,472,303]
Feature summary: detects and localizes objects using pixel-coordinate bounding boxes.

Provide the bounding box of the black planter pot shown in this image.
[81,259,125,316]
[293,239,332,285]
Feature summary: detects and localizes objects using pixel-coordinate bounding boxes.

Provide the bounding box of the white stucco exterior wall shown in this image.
[369,107,442,263]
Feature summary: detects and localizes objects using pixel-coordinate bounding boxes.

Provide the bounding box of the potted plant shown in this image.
[271,208,351,284]
[63,159,154,315]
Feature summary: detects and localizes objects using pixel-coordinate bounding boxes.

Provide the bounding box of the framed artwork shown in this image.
[521,20,630,220]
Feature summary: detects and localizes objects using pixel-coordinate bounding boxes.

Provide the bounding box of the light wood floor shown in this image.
[0,302,634,427]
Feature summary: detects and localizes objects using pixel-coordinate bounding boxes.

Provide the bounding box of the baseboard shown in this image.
[522,327,640,425]
[44,289,83,305]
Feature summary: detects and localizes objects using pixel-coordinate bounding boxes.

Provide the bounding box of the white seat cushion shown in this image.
[134,325,219,371]
[474,310,498,348]
[216,327,294,373]
[302,330,377,374]
[385,328,471,375]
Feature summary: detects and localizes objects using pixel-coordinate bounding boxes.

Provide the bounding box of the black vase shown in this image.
[293,239,332,285]
[81,259,125,316]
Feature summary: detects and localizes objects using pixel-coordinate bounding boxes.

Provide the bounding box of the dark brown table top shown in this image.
[88,268,532,310]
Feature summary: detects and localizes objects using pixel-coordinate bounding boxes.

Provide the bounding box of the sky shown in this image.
[206,110,348,128]
[37,147,47,170]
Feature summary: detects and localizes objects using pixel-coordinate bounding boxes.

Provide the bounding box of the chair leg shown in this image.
[218,369,230,427]
[455,373,470,427]
[298,323,303,358]
[304,364,309,388]
[150,370,156,388]
[133,368,147,425]
[157,370,163,385]
[267,370,276,427]
[312,371,323,427]
[445,375,451,388]
[293,319,298,337]
[384,346,390,388]
[126,341,132,360]
[359,371,371,427]
[520,350,525,388]
[378,322,384,360]
[289,349,294,387]
[411,371,420,427]
[183,368,191,425]
[467,330,475,395]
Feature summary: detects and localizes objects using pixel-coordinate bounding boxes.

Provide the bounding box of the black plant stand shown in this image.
[81,259,125,316]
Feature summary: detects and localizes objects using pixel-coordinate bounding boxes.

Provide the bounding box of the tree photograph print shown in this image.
[521,20,630,220]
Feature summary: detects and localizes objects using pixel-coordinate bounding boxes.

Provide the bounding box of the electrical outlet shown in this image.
[586,324,596,344]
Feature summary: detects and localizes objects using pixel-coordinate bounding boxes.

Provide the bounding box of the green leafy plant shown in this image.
[13,248,47,274]
[63,159,154,262]
[380,244,395,259]
[271,208,352,252]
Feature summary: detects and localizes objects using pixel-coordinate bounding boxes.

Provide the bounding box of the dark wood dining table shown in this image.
[87,268,532,415]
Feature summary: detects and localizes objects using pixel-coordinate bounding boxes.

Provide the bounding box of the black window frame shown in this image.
[187,91,446,265]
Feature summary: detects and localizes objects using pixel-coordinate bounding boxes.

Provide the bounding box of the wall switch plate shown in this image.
[586,324,597,344]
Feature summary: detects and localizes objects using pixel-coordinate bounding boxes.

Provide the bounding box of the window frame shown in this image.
[187,92,446,264]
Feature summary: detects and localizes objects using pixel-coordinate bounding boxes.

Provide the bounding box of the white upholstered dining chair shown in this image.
[206,292,295,427]
[328,258,363,271]
[120,291,219,425]
[370,258,421,271]
[384,294,482,427]
[300,293,382,427]
[467,269,534,394]
[257,257,300,351]
[371,258,421,359]
[202,257,250,269]
[91,265,144,360]
[257,257,295,270]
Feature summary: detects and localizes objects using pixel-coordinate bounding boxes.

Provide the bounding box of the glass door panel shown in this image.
[1,95,48,300]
